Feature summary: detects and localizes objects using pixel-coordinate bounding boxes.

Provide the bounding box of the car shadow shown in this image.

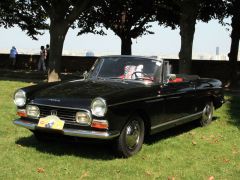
[145,116,220,145]
[15,135,116,160]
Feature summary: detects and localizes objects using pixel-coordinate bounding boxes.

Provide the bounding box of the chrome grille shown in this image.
[36,105,85,125]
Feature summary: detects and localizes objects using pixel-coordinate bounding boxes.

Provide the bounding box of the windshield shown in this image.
[89,57,162,82]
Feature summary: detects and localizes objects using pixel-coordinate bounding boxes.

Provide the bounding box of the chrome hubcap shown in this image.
[125,120,140,150]
[202,104,212,122]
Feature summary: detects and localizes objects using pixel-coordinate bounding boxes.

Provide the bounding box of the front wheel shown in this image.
[115,115,145,158]
[200,102,214,126]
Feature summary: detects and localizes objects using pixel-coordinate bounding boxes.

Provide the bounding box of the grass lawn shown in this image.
[0,80,239,180]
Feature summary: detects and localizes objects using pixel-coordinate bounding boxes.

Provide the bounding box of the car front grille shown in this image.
[36,105,87,125]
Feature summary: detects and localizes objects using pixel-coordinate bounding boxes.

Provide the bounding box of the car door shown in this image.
[146,81,196,134]
[160,81,196,122]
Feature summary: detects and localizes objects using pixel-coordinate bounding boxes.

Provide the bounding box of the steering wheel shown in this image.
[131,71,153,81]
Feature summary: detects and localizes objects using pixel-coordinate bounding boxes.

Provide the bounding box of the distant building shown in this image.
[86,51,94,57]
[216,47,220,56]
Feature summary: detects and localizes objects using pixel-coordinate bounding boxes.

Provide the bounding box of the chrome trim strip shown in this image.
[29,103,90,112]
[151,112,203,130]
[109,92,184,107]
[145,98,164,103]
[13,119,119,140]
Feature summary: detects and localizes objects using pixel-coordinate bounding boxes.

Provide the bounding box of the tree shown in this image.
[1,1,95,82]
[38,0,92,82]
[178,0,226,74]
[226,0,240,87]
[86,0,155,55]
[156,0,226,74]
[177,0,200,74]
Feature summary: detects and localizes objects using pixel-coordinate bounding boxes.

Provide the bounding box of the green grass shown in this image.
[0,80,239,179]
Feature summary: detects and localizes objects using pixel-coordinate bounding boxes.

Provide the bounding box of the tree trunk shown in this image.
[228,9,240,87]
[121,35,132,55]
[178,0,200,74]
[48,22,68,82]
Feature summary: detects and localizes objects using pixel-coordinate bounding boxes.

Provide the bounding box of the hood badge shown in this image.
[48,98,61,102]
[51,110,58,116]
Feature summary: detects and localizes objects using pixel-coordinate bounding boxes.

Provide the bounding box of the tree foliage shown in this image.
[15,0,48,39]
[80,0,156,55]
[0,0,48,40]
[0,0,15,27]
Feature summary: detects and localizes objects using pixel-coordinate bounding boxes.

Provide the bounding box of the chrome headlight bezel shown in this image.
[91,97,107,117]
[13,89,26,107]
[26,105,40,119]
[75,111,92,126]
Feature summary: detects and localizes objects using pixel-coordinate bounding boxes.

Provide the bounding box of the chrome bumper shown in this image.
[13,119,120,140]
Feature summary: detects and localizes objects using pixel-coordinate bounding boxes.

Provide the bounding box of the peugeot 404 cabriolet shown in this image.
[13,56,224,157]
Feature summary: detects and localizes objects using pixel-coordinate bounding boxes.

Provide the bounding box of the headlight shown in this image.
[14,89,26,107]
[91,98,107,117]
[26,105,40,118]
[76,112,92,125]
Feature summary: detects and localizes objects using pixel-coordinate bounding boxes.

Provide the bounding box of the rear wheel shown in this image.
[115,115,145,158]
[200,102,214,126]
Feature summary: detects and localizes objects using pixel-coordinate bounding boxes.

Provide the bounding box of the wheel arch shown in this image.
[135,109,151,137]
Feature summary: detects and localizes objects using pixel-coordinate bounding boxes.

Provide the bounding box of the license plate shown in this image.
[38,115,64,130]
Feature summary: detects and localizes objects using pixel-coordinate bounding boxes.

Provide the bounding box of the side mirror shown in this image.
[168,74,176,81]
[83,71,89,79]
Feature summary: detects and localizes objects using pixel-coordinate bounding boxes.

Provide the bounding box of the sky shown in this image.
[0,19,231,57]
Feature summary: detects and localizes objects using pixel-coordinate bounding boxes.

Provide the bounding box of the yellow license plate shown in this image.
[38,115,64,130]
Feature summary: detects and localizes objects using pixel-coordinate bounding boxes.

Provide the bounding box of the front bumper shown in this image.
[13,119,120,140]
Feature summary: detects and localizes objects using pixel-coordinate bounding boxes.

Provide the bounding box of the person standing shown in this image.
[45,44,50,70]
[9,46,18,69]
[38,46,46,72]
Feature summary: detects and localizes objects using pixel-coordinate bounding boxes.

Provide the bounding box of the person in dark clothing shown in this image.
[9,46,18,69]
[38,46,46,72]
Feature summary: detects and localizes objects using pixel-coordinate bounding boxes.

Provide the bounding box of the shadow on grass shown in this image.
[0,69,47,84]
[145,116,220,145]
[16,135,115,160]
[0,68,82,84]
[227,94,240,129]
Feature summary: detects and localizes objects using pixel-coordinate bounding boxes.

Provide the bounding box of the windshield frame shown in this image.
[88,56,163,83]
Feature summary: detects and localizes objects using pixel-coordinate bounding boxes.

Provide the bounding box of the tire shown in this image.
[200,102,214,126]
[115,115,145,158]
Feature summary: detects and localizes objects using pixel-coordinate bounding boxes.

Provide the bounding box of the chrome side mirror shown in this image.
[167,74,176,81]
[83,71,89,79]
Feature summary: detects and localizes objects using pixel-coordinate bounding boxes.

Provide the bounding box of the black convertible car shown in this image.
[13,56,224,157]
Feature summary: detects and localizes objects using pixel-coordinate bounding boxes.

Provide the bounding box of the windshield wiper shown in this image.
[107,77,122,79]
[97,77,125,81]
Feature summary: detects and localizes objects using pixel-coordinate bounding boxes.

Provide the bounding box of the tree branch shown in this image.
[130,14,152,39]
[38,0,53,17]
[66,0,91,24]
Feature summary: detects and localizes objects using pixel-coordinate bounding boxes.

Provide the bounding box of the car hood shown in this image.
[30,79,150,108]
